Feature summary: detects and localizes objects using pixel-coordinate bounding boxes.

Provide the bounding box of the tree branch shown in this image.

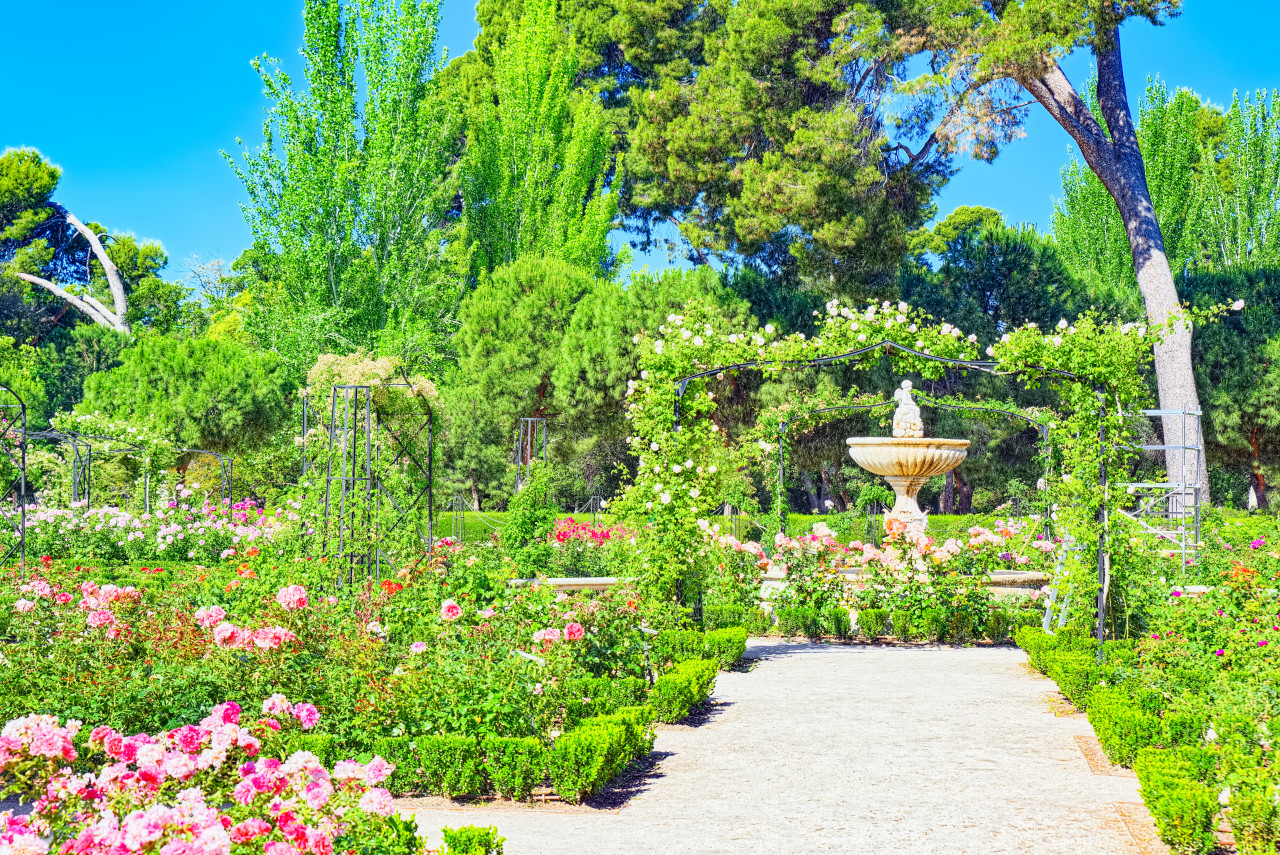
[14,271,124,331]
[1022,64,1119,191]
[54,205,131,330]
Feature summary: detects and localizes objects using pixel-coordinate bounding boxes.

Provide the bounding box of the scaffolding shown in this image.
[1118,407,1202,563]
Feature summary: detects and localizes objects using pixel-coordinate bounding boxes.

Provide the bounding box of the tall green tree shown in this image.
[1051,80,1208,318]
[1194,90,1280,271]
[460,0,617,276]
[227,0,462,377]
[78,337,296,455]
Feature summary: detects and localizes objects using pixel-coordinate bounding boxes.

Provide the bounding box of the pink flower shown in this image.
[212,622,238,647]
[229,819,271,843]
[276,585,309,611]
[1260,640,1269,647]
[13,600,34,613]
[440,599,462,621]
[480,608,496,618]
[292,703,320,730]
[358,787,394,816]
[364,756,394,785]
[303,779,333,809]
[1251,538,1266,549]
[1215,649,1225,656]
[54,592,73,605]
[533,628,561,645]
[86,610,116,628]
[564,622,585,641]
[264,842,300,855]
[262,694,293,716]
[409,642,427,654]
[194,606,226,628]
[29,581,51,599]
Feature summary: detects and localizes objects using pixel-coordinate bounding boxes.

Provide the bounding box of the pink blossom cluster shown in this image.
[0,701,403,855]
[261,695,320,730]
[550,517,627,546]
[439,599,462,621]
[209,622,297,651]
[275,586,308,611]
[533,622,585,646]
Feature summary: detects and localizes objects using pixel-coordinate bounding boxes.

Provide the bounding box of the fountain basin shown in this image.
[846,437,970,527]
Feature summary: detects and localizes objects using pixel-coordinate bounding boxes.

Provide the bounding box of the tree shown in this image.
[903,208,1089,344]
[78,337,297,455]
[1194,90,1280,271]
[846,0,1207,496]
[0,148,183,335]
[460,0,617,276]
[227,0,462,376]
[1051,80,1208,318]
[624,0,946,300]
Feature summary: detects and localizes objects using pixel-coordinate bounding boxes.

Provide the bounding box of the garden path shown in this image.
[402,639,1167,855]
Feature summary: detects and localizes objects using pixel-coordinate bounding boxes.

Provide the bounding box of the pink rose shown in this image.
[564,622,585,641]
[303,779,333,809]
[292,703,320,730]
[409,642,427,654]
[54,592,73,605]
[275,585,309,611]
[86,609,115,628]
[305,828,334,855]
[479,608,496,618]
[533,628,561,645]
[264,842,300,855]
[364,756,394,785]
[13,600,34,613]
[262,694,293,716]
[440,599,462,621]
[228,819,271,843]
[29,581,52,598]
[358,787,394,816]
[194,606,226,629]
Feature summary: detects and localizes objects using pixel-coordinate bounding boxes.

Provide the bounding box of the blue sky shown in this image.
[1,1,1277,282]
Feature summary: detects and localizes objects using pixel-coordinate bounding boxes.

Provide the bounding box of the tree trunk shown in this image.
[954,469,973,515]
[799,471,820,514]
[819,466,845,513]
[1023,31,1210,503]
[470,479,481,512]
[942,471,956,515]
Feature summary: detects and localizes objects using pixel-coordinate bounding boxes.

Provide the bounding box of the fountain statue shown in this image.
[845,381,970,529]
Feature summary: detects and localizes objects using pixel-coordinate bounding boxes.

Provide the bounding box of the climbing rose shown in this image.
[276,585,309,611]
[564,622,585,641]
[440,599,462,621]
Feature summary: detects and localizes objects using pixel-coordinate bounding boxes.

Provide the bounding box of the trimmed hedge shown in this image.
[370,736,419,794]
[650,629,706,669]
[1086,687,1162,766]
[481,737,544,801]
[441,825,505,855]
[650,659,718,723]
[857,608,888,637]
[418,735,485,797]
[560,675,648,727]
[1134,747,1218,855]
[703,604,745,631]
[547,726,623,803]
[1044,650,1100,708]
[705,627,747,669]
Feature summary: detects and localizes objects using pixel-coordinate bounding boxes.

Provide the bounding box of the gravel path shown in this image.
[406,639,1162,855]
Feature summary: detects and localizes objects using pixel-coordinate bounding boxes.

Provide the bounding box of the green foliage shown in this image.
[1087,687,1163,766]
[1134,748,1219,855]
[441,826,506,855]
[702,604,744,631]
[857,608,888,638]
[704,627,748,669]
[227,0,462,377]
[1044,650,1101,708]
[481,737,545,801]
[501,462,563,573]
[1227,765,1279,855]
[461,0,616,277]
[0,147,59,230]
[78,336,296,454]
[650,629,705,670]
[545,728,616,804]
[370,736,420,794]
[416,735,485,798]
[891,609,912,641]
[648,659,717,723]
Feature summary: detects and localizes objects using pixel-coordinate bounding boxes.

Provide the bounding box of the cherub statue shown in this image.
[892,380,924,438]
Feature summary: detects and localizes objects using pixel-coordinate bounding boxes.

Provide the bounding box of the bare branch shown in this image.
[54,205,131,331]
[14,271,124,331]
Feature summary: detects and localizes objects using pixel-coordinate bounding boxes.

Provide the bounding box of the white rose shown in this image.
[650,442,660,451]
[1232,299,1245,310]
[660,492,671,504]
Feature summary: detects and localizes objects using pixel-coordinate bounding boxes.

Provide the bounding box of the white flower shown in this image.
[1000,333,1010,342]
[1232,299,1245,310]
[660,492,671,504]
[711,423,719,432]
[653,465,661,473]
[692,336,703,346]
[915,340,924,348]
[897,301,908,313]
[764,323,775,334]
[697,519,710,531]
[908,324,917,333]
[654,340,664,354]
[968,334,977,342]
[708,465,717,474]
[645,502,653,510]
[857,333,867,342]
[632,334,640,344]
[654,483,664,493]
[681,328,692,339]
[1057,318,1068,330]
[650,442,660,451]
[1052,336,1063,346]
[728,333,739,343]
[640,370,648,379]
[685,459,693,467]
[985,346,995,356]
[667,314,677,322]
[940,323,951,334]
[673,464,682,473]
[690,488,700,498]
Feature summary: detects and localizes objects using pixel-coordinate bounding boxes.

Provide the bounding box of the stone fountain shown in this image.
[846,381,970,529]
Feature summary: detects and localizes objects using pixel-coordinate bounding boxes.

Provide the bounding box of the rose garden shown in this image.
[4,1,1280,853]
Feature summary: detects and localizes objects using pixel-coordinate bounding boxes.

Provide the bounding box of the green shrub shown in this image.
[649,659,718,723]
[986,609,1011,643]
[703,604,745,630]
[1087,687,1163,766]
[417,735,485,797]
[705,627,748,669]
[441,825,505,855]
[546,728,618,803]
[776,606,823,638]
[482,736,544,801]
[651,629,706,669]
[824,607,852,640]
[561,675,648,726]
[1014,625,1056,672]
[921,607,946,641]
[857,608,888,637]
[1228,765,1279,855]
[1045,650,1101,709]
[1135,747,1219,855]
[371,736,420,795]
[891,610,912,641]
[744,608,772,636]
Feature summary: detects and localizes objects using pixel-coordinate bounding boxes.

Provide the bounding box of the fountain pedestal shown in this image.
[845,437,970,529]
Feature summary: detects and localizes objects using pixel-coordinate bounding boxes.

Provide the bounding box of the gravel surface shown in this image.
[405,639,1162,855]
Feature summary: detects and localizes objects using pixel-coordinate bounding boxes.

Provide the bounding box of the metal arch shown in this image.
[0,384,27,571]
[177,449,234,508]
[671,339,1090,431]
